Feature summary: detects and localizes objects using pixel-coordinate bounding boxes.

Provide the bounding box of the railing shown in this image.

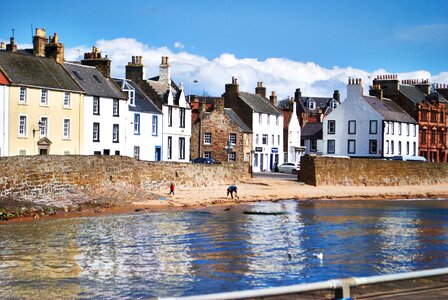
[159,267,448,300]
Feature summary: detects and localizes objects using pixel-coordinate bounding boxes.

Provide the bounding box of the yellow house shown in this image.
[0,35,84,156]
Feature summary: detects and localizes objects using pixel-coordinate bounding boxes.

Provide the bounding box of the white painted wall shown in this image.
[83,95,127,155]
[0,85,9,156]
[252,112,284,172]
[286,101,301,163]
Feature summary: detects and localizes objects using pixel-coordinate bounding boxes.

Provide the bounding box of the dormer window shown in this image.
[308,99,316,110]
[122,80,135,106]
[330,99,338,109]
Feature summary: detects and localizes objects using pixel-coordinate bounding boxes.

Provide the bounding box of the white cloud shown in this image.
[64,37,445,100]
[174,42,185,49]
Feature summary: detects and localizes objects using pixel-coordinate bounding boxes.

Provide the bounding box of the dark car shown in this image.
[192,157,216,164]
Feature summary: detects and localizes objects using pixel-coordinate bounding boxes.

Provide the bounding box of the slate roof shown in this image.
[64,62,126,99]
[426,91,447,103]
[299,96,336,115]
[0,50,82,92]
[363,95,417,123]
[146,76,183,106]
[239,92,282,116]
[224,108,252,132]
[113,78,162,114]
[301,122,322,139]
[399,84,426,104]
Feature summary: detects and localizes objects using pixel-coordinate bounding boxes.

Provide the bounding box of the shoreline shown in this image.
[1,175,448,224]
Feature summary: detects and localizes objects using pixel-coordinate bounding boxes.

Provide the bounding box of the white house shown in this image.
[224,79,284,172]
[0,77,10,156]
[323,78,418,158]
[64,62,128,156]
[283,98,304,163]
[125,56,191,162]
[114,78,163,161]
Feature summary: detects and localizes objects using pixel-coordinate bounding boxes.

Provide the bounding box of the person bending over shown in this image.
[227,185,239,200]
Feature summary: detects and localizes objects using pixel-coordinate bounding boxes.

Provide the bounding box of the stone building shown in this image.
[223,78,283,172]
[125,56,191,162]
[191,97,252,163]
[371,75,447,162]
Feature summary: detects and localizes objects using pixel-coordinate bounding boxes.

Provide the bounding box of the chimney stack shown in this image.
[255,81,266,98]
[159,56,171,85]
[294,88,302,119]
[33,28,47,57]
[369,84,383,100]
[126,55,144,82]
[6,37,17,52]
[81,46,112,77]
[415,79,430,95]
[347,78,363,99]
[269,91,278,107]
[214,97,225,112]
[44,32,64,63]
[225,76,239,97]
[333,90,340,102]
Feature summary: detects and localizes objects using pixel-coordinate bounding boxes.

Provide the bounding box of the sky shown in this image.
[1,0,448,100]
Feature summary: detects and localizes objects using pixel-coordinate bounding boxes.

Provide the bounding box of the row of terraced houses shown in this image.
[0,29,447,172]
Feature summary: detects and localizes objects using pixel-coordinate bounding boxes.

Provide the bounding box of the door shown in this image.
[155,146,161,161]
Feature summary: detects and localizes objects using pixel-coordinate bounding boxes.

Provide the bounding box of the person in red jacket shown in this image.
[169,181,175,195]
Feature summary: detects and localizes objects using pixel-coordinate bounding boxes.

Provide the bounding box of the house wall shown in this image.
[125,110,163,161]
[0,156,250,199]
[0,84,9,156]
[9,86,83,155]
[300,155,448,186]
[82,95,127,155]
[286,103,301,163]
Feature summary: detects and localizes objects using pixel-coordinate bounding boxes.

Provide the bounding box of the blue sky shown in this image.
[1,0,448,99]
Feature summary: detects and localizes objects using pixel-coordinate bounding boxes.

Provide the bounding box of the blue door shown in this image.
[155,146,161,161]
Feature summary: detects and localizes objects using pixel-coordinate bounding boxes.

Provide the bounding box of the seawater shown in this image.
[1,199,448,298]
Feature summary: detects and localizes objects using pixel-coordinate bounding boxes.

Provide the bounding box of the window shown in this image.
[369,120,377,134]
[262,134,268,145]
[179,137,185,159]
[422,129,427,144]
[168,106,172,127]
[259,113,262,124]
[180,108,186,128]
[413,124,417,137]
[421,110,428,121]
[113,99,119,117]
[310,140,317,152]
[152,115,158,136]
[167,136,172,159]
[113,124,119,143]
[440,112,444,123]
[413,142,416,155]
[278,135,280,146]
[40,117,48,137]
[390,122,394,135]
[64,92,70,108]
[431,130,436,144]
[40,90,48,105]
[391,140,394,154]
[255,134,259,145]
[398,123,402,135]
[271,134,274,145]
[228,152,236,162]
[385,122,389,134]
[93,97,100,115]
[385,140,389,154]
[19,87,26,103]
[330,99,338,109]
[115,151,120,156]
[134,113,140,135]
[204,151,211,158]
[431,111,437,123]
[254,153,258,167]
[348,120,356,134]
[229,133,236,145]
[308,99,316,110]
[406,123,409,136]
[204,132,212,144]
[63,119,70,139]
[92,74,102,84]
[19,115,27,137]
[369,140,377,154]
[327,140,335,154]
[398,141,402,155]
[93,123,100,142]
[406,141,410,155]
[267,115,270,125]
[328,120,335,134]
[348,140,356,154]
[134,146,140,160]
[276,116,279,126]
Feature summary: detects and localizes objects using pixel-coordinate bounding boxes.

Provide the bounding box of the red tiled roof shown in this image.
[0,68,10,85]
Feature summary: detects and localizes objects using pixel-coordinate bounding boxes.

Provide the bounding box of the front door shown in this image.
[39,148,48,155]
[155,146,161,161]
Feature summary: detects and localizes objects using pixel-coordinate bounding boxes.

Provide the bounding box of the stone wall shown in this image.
[300,155,448,186]
[0,156,250,198]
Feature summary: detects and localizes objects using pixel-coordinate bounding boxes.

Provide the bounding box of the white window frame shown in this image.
[308,99,316,110]
[167,136,172,159]
[262,134,268,145]
[40,90,48,105]
[267,115,270,125]
[152,115,158,136]
[18,114,27,137]
[40,116,48,137]
[63,118,71,139]
[276,116,279,126]
[204,132,212,144]
[64,92,71,108]
[180,108,186,128]
[229,133,237,145]
[179,137,185,159]
[93,97,100,115]
[328,120,336,134]
[134,113,140,135]
[228,152,236,162]
[271,134,274,145]
[255,134,259,145]
[19,87,27,104]
[204,151,211,158]
[113,124,119,143]
[113,99,119,117]
[259,113,262,124]
[93,122,100,142]
[168,106,173,127]
[134,146,140,160]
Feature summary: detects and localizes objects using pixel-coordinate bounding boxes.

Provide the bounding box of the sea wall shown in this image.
[300,155,448,186]
[0,155,250,199]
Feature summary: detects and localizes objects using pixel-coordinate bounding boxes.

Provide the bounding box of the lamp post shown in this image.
[188,79,198,103]
[33,121,43,138]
